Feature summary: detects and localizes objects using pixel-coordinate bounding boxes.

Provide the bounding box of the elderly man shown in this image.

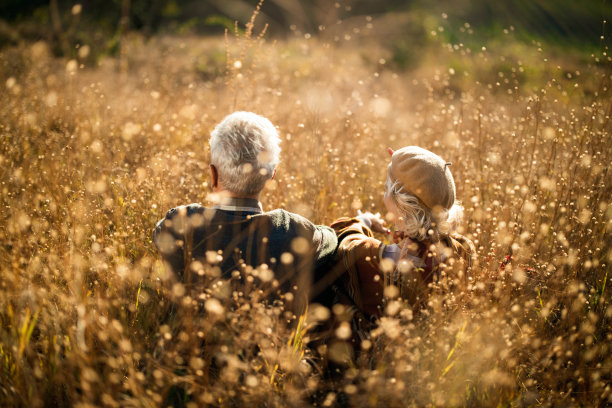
[153,111,337,319]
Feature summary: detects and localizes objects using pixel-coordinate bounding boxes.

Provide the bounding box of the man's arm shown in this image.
[153,207,189,278]
[311,224,338,270]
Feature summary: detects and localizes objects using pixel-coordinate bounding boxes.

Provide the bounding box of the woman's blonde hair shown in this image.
[384,176,463,242]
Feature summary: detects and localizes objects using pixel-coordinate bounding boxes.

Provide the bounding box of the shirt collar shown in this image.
[212,197,263,213]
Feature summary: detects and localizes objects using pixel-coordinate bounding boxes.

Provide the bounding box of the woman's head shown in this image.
[384,146,463,241]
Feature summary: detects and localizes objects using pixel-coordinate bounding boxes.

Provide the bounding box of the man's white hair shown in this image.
[210,111,281,196]
[385,176,463,241]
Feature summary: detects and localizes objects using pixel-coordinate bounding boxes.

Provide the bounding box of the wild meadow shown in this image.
[0,5,610,407]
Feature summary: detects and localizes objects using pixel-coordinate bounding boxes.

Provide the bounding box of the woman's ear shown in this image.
[210,164,219,189]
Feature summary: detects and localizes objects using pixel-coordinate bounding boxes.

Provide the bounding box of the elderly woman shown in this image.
[329,146,475,326]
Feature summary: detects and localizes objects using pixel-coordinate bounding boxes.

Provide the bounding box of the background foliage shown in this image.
[1,0,610,56]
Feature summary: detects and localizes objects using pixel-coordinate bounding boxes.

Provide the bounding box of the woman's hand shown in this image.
[354,149,395,234]
[356,210,391,235]
[392,230,406,244]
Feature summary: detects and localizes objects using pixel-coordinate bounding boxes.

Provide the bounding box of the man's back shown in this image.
[154,197,337,315]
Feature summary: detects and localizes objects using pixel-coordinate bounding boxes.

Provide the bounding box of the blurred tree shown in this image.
[0,0,608,54]
[118,0,129,72]
[49,0,68,55]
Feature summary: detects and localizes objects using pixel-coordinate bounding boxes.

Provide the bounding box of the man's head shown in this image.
[210,111,281,197]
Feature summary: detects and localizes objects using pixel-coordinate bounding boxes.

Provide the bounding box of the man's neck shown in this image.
[226,192,260,201]
[212,189,260,201]
[212,194,263,213]
[211,184,260,199]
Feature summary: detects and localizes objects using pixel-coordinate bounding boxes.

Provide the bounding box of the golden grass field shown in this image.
[0,13,611,407]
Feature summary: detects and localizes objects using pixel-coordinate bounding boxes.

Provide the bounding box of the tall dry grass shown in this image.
[0,15,610,407]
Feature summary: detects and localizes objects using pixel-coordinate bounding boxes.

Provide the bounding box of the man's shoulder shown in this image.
[154,203,207,239]
[163,203,205,219]
[264,208,305,220]
[261,209,335,243]
[262,208,316,228]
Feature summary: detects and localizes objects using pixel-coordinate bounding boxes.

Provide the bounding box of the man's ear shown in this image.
[210,164,218,189]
